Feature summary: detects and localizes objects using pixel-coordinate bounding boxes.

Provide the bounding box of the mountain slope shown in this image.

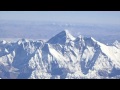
[0,30,120,79]
[47,30,75,45]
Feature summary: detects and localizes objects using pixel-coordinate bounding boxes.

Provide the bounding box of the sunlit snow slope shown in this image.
[0,30,120,79]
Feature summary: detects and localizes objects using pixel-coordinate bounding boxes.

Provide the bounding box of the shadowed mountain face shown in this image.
[0,30,120,79]
[47,30,75,45]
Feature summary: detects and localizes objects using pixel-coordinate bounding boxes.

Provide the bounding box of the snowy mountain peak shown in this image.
[78,35,83,39]
[113,40,120,45]
[21,38,29,42]
[84,37,97,45]
[47,30,75,45]
[63,29,69,33]
[82,36,107,50]
[113,40,120,48]
[57,30,75,40]
[17,38,29,45]
[0,40,7,44]
[75,35,84,41]
[90,37,96,42]
[85,37,97,42]
[0,30,120,79]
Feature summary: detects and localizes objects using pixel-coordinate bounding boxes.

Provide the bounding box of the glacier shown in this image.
[0,30,120,79]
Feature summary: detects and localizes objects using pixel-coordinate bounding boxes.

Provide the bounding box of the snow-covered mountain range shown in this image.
[0,30,120,79]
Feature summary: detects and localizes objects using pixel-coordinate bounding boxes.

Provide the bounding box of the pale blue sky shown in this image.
[0,11,120,25]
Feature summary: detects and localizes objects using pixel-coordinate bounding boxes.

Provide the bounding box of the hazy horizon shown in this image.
[0,11,120,25]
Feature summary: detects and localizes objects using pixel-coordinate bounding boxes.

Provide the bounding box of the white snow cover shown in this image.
[0,30,120,79]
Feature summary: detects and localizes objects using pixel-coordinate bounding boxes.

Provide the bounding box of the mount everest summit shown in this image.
[0,30,120,79]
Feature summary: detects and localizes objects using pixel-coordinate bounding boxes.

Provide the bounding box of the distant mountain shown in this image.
[0,30,120,79]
